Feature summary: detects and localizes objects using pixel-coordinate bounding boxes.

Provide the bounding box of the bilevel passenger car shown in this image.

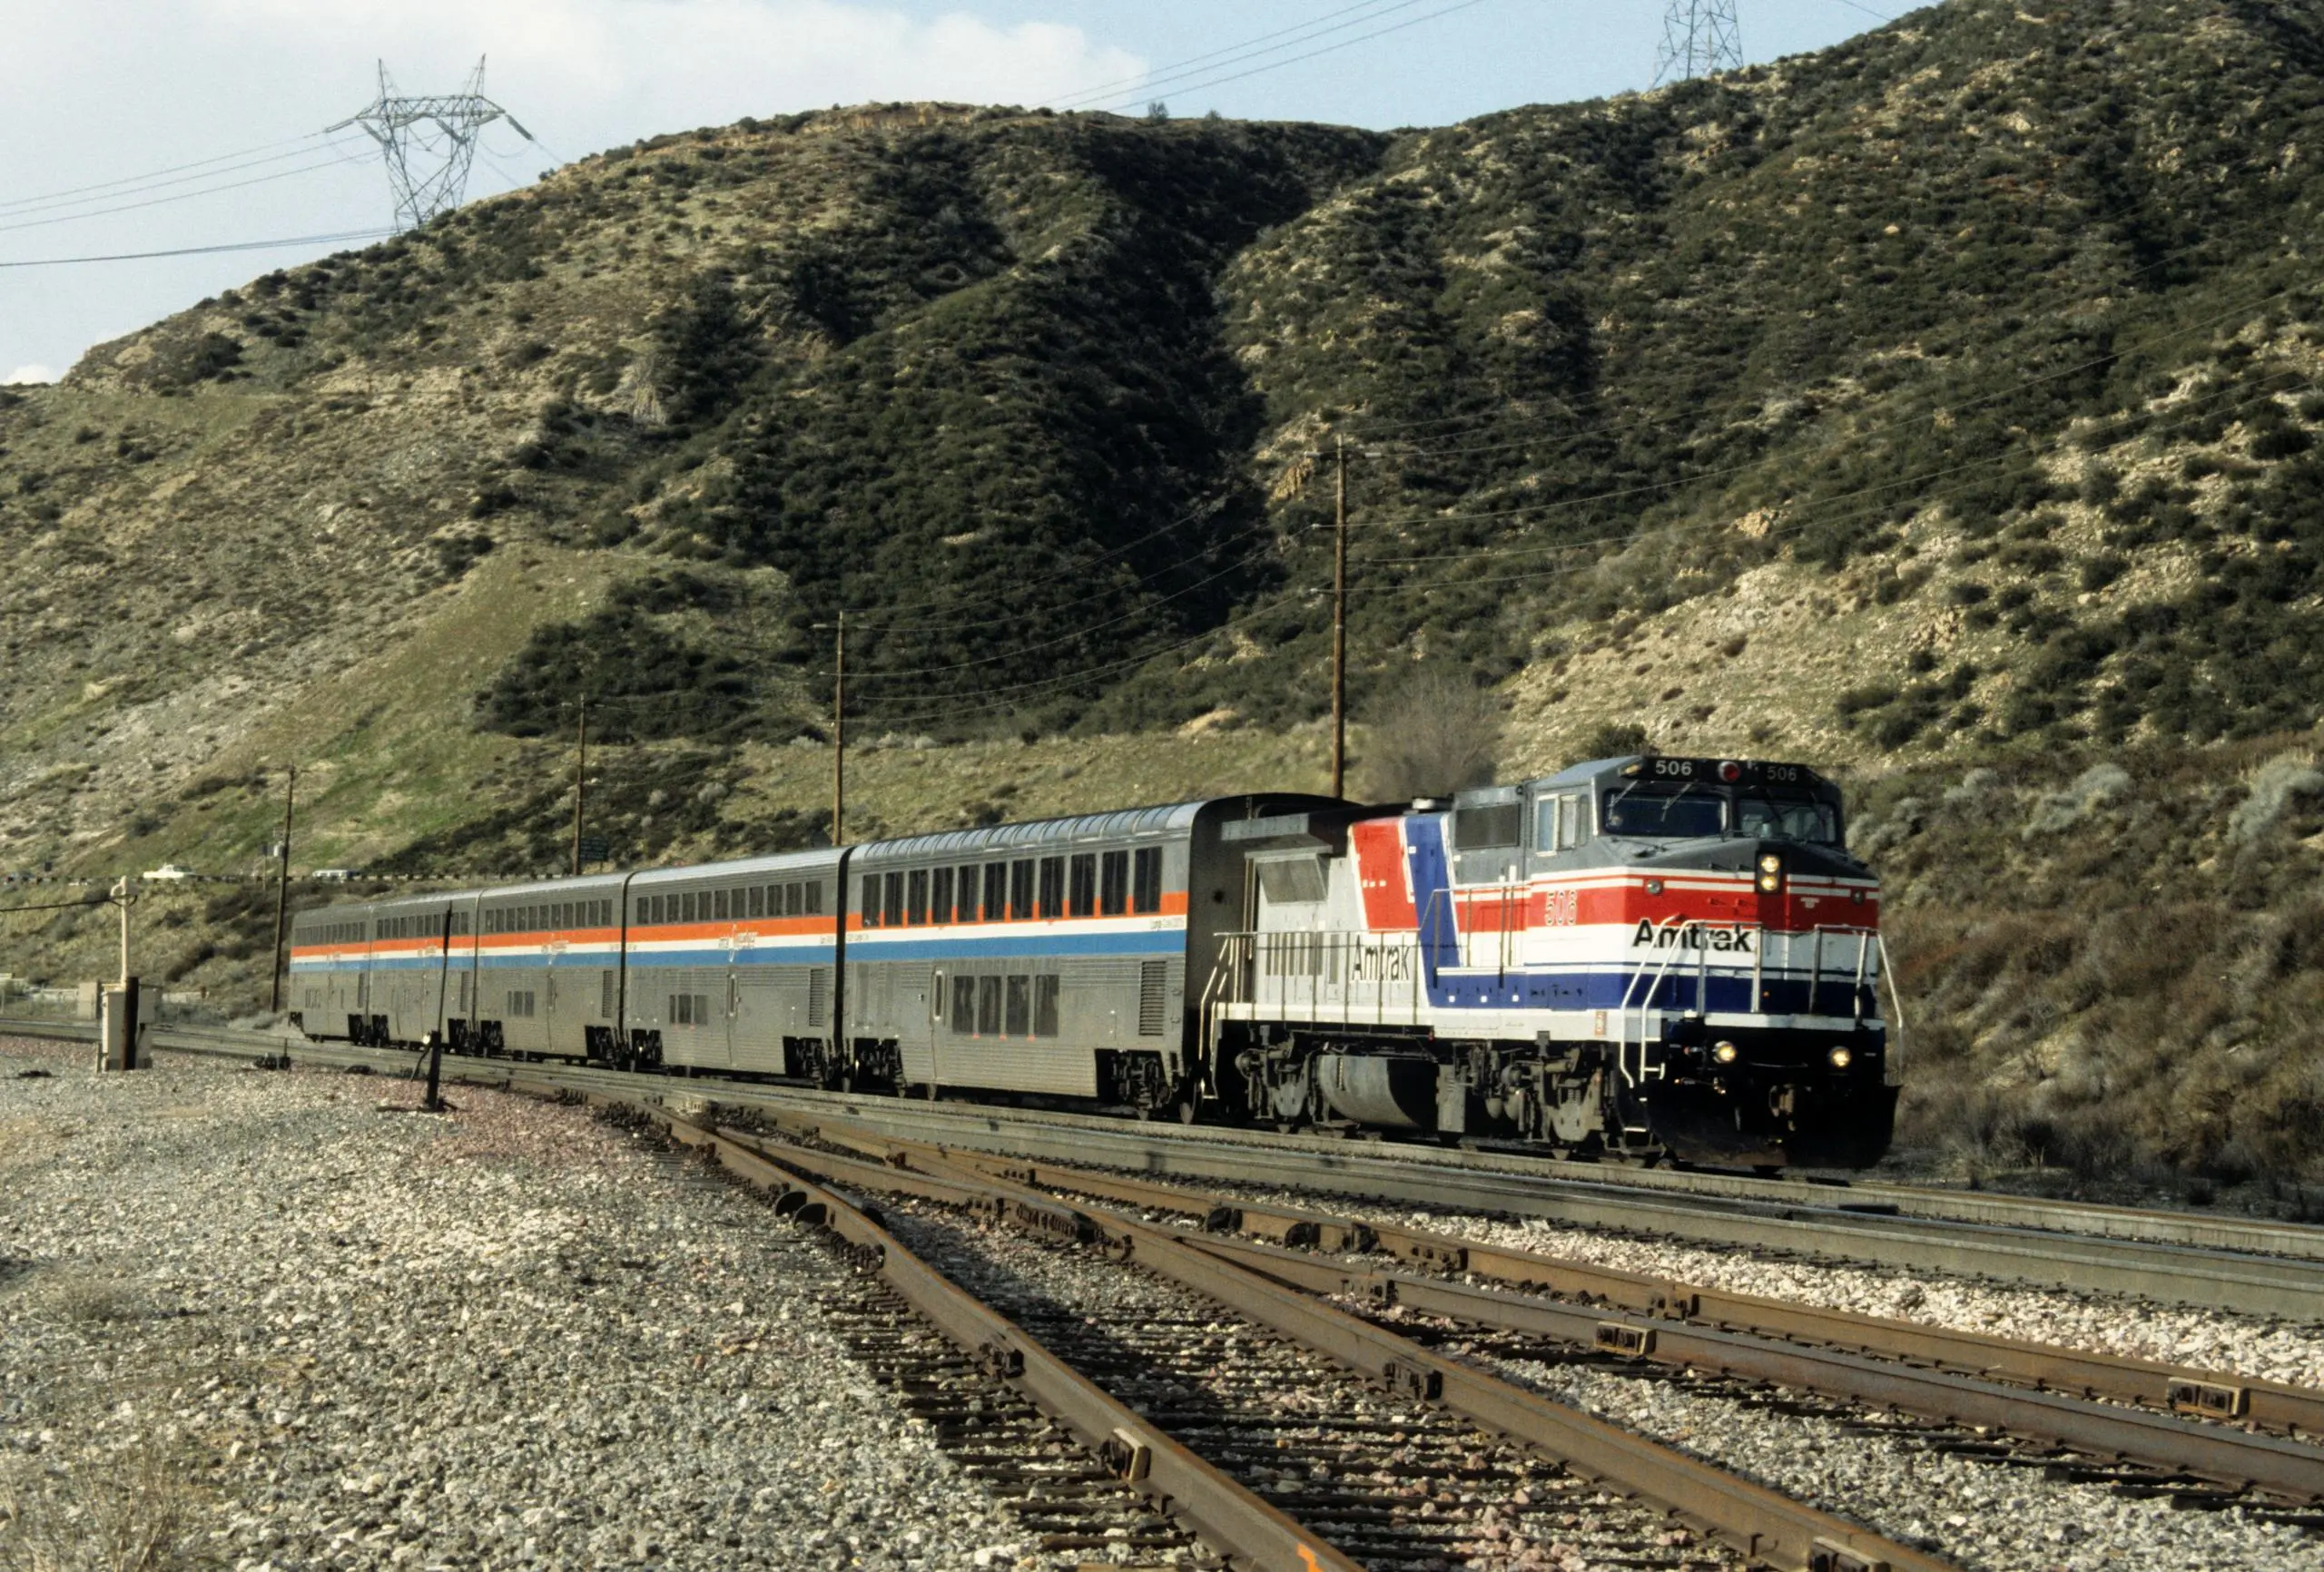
[284,757,1897,1167]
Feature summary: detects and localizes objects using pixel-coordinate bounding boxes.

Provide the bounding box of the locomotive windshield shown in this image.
[1600,783,1727,838]
[1735,794,1840,844]
[1597,781,1842,844]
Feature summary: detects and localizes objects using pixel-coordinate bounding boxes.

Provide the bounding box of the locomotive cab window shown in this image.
[1600,783,1727,839]
[1256,856,1325,905]
[1735,795,1842,846]
[1534,794,1588,852]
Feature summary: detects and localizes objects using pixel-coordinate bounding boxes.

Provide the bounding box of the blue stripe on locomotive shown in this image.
[1392,817,1875,1020]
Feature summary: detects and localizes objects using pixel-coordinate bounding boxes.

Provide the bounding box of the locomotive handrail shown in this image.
[1615,921,1688,1101]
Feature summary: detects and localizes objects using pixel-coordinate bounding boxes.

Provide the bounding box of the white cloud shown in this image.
[4,365,55,386]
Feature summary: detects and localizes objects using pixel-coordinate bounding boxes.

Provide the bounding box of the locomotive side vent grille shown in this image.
[807,968,830,1028]
[1137,961,1167,1037]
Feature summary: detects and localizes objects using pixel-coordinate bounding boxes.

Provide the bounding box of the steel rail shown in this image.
[1189,1232,2324,1507]
[743,1116,2324,1508]
[719,1123,1955,1572]
[694,1085,2324,1320]
[34,1017,2324,1317]
[613,1096,1362,1572]
[851,1131,2324,1446]
[15,1012,2316,1260]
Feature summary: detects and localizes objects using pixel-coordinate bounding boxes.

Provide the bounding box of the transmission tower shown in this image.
[1653,0,1743,85]
[328,58,534,232]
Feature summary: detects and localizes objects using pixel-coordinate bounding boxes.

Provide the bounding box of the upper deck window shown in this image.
[1131,847,1164,914]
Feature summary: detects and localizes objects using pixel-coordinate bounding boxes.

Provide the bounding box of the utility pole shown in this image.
[268,766,295,1016]
[571,698,587,879]
[1331,436,1350,801]
[832,613,846,847]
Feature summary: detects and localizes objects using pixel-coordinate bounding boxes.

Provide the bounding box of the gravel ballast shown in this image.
[1466,1334,2319,1572]
[1155,1173,2324,1389]
[0,1038,1034,1570]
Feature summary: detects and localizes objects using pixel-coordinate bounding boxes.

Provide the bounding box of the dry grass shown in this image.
[0,1452,190,1572]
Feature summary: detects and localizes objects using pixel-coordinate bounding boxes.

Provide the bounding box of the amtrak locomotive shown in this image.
[287,755,1896,1167]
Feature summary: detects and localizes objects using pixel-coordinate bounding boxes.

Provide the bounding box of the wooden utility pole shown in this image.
[571,698,587,878]
[832,613,846,846]
[268,766,295,1015]
[1331,436,1350,800]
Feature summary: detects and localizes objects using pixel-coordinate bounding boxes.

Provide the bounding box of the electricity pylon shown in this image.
[329,58,534,231]
[1653,0,1743,85]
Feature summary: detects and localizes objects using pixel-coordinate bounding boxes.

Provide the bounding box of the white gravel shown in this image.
[1416,1209,2324,1390]
[1456,1339,2321,1572]
[1168,1172,2324,1390]
[0,1037,1035,1571]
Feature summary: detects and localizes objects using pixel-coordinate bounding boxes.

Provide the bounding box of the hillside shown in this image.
[5,0,2324,1185]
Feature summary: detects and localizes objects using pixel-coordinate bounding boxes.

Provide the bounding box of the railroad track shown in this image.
[737,1112,2324,1523]
[640,1102,1944,1572]
[48,1016,2324,1321]
[25,1019,2324,1566]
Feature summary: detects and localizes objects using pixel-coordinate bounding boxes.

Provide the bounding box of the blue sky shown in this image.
[0,0,1899,382]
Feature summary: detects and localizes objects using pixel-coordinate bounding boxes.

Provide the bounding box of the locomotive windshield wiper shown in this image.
[1602,776,1718,837]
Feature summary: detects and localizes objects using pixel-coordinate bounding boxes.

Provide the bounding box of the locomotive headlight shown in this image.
[1712,1040,1739,1065]
[1757,851,1784,893]
[1827,1046,1854,1069]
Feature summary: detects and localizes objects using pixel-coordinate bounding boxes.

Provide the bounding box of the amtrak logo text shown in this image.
[1349,943,1417,983]
[1630,919,1755,952]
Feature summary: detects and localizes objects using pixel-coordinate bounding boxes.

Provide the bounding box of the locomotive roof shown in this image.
[1535,755,1833,790]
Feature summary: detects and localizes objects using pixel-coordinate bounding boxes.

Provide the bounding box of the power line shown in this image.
[0,149,369,236]
[1056,0,1439,111]
[0,132,330,214]
[0,228,394,270]
[1053,0,1413,105]
[844,360,2324,729]
[817,256,2309,693]
[0,139,359,221]
[1082,0,1497,113]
